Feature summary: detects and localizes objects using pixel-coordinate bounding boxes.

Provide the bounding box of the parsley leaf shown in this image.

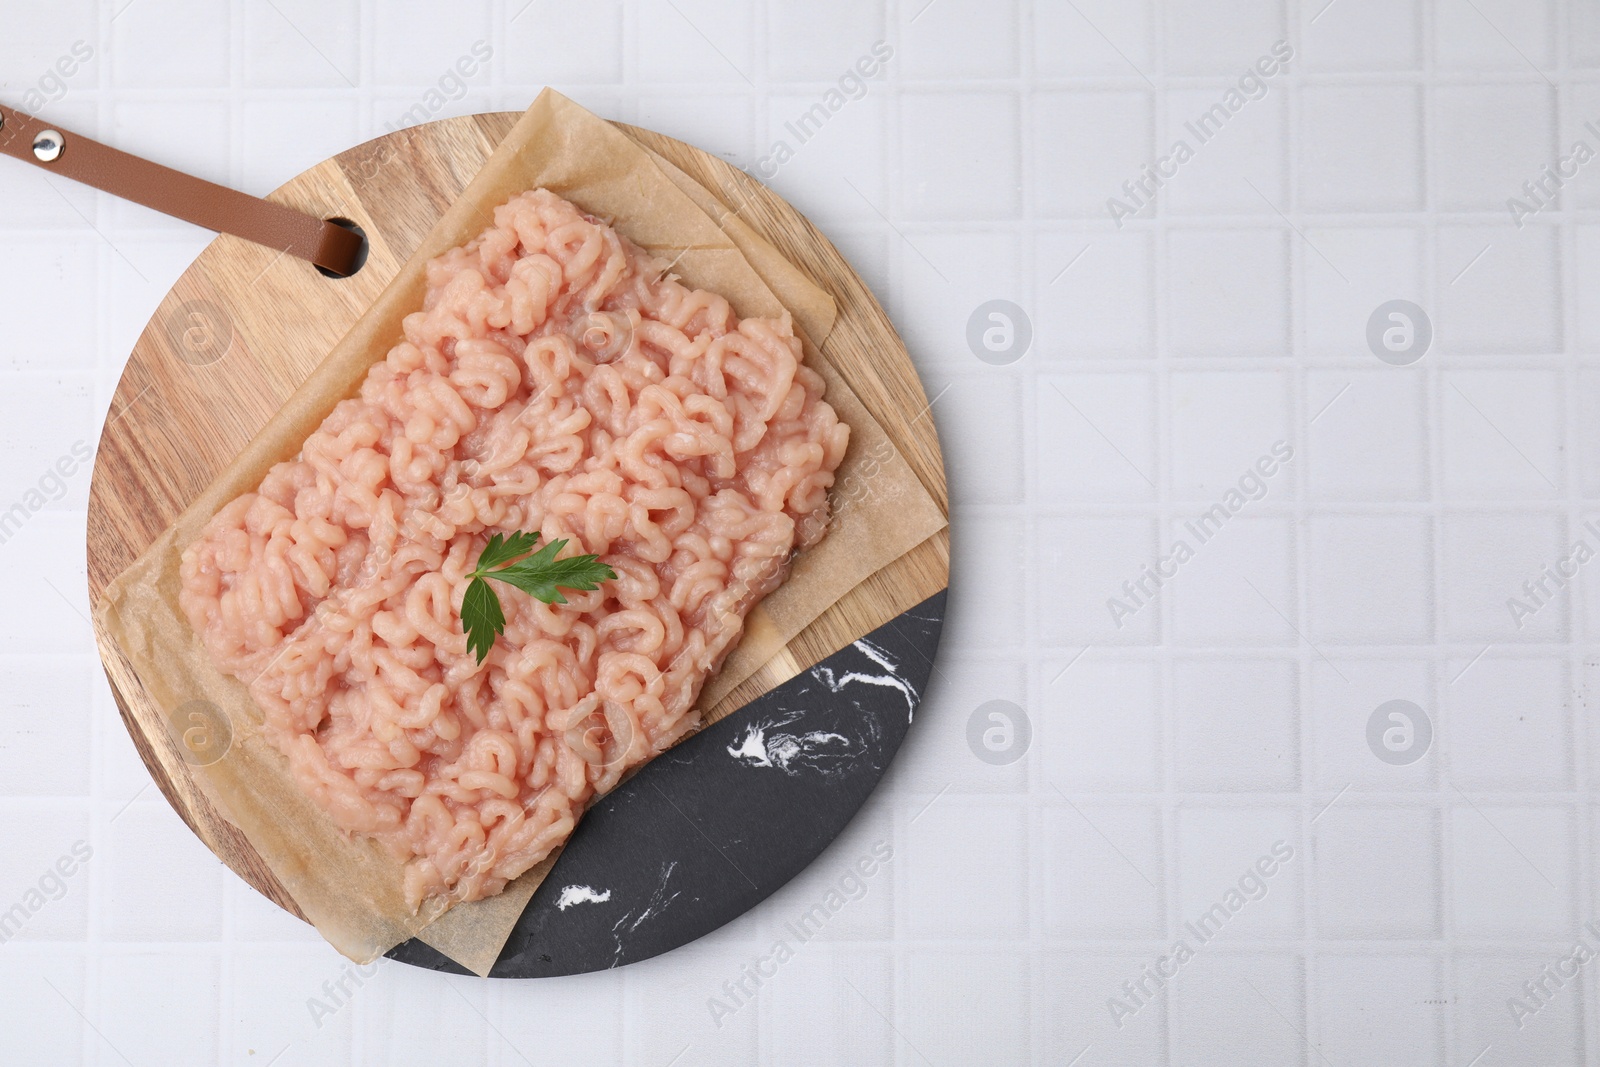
[460,532,616,664]
[474,530,542,572]
[484,537,615,605]
[461,576,504,665]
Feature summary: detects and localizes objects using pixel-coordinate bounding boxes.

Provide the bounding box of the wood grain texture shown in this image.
[87,112,948,919]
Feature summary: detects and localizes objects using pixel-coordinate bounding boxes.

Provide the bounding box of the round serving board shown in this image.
[87,112,949,975]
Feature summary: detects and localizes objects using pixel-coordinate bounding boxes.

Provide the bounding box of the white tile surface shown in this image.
[1431,84,1556,212]
[1039,803,1165,937]
[1166,368,1293,492]
[1167,952,1306,1066]
[1438,512,1568,642]
[1033,0,1155,79]
[373,0,493,86]
[945,508,1025,650]
[359,968,494,1064]
[1161,0,1287,75]
[934,372,1025,504]
[1166,515,1297,646]
[1305,512,1434,643]
[1444,656,1575,790]
[765,947,894,1066]
[501,0,624,85]
[98,952,223,1065]
[1435,0,1557,71]
[1302,228,1425,359]
[1039,657,1164,790]
[1307,657,1437,792]
[897,91,1020,219]
[1036,371,1159,501]
[1173,658,1300,789]
[1034,90,1154,219]
[1297,0,1423,72]
[900,797,1028,939]
[901,949,1028,1065]
[1448,803,1575,938]
[224,948,358,1065]
[1576,225,1600,349]
[624,939,763,1065]
[1173,806,1303,939]
[102,801,225,942]
[109,0,230,88]
[1312,804,1442,938]
[766,0,885,82]
[241,0,361,89]
[897,0,1019,80]
[1159,87,1288,217]
[1035,234,1154,361]
[1036,515,1161,646]
[636,0,754,85]
[1311,953,1446,1064]
[6,2,1600,1063]
[899,651,1029,795]
[1298,84,1425,212]
[896,652,1030,793]
[890,229,1022,367]
[1304,369,1428,499]
[493,968,626,1067]
[1435,224,1563,354]
[1456,951,1588,1066]
[1034,951,1168,1066]
[0,659,93,797]
[0,950,88,1064]
[1440,368,1565,499]
[1164,229,1291,358]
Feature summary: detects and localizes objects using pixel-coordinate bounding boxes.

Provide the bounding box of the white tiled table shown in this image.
[1,1,1597,1063]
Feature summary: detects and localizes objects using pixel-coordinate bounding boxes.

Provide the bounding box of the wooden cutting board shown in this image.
[85,113,949,920]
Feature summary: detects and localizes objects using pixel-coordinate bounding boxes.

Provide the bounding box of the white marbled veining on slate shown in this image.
[726,717,854,774]
[811,638,919,721]
[608,860,681,966]
[554,884,612,910]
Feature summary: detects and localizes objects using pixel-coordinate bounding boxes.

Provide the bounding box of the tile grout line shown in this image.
[1284,1,1324,1054]
[1552,5,1600,1055]
[1418,3,1465,1062]
[1145,6,1180,1066]
[1015,4,1039,1057]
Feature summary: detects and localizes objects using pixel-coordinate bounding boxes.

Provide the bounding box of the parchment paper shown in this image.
[95,88,946,971]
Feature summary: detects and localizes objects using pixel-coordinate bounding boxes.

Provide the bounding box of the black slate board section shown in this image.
[387,589,945,977]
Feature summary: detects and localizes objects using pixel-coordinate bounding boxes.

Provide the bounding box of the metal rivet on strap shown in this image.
[32,130,63,163]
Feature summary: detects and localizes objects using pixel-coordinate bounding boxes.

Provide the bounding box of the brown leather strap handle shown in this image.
[0,104,363,277]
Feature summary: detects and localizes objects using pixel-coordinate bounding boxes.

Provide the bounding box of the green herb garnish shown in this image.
[461,531,615,664]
